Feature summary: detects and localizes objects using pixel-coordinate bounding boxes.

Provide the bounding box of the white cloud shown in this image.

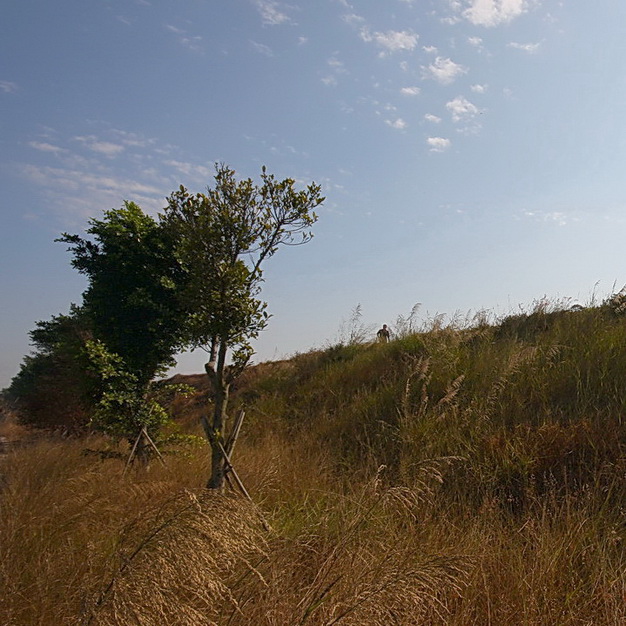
[0,80,18,93]
[165,24,203,52]
[180,36,203,52]
[253,0,292,25]
[321,55,347,86]
[459,0,531,27]
[21,163,166,219]
[427,137,451,152]
[18,129,184,220]
[524,210,572,226]
[29,141,67,155]
[400,86,421,96]
[446,96,480,122]
[165,24,184,35]
[468,36,483,47]
[386,118,407,130]
[508,41,541,53]
[422,57,467,84]
[423,45,438,54]
[74,136,125,157]
[164,159,213,181]
[424,113,442,123]
[360,28,419,54]
[90,142,126,157]
[470,83,487,93]
[342,13,365,26]
[250,41,274,56]
[110,129,156,148]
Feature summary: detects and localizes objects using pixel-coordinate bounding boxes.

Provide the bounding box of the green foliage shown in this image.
[5,307,95,430]
[58,202,185,386]
[84,340,170,439]
[163,164,323,356]
[231,301,626,512]
[162,163,323,488]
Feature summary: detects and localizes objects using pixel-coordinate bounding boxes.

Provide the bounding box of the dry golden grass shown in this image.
[4,303,626,624]
[0,439,470,625]
[2,429,626,625]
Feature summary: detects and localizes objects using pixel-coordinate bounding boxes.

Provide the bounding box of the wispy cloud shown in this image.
[110,129,156,148]
[74,136,125,157]
[508,41,541,53]
[250,41,274,56]
[422,57,467,84]
[470,83,487,93]
[427,137,451,152]
[457,0,532,27]
[164,159,213,182]
[18,128,185,221]
[0,80,18,94]
[21,163,167,220]
[360,28,419,55]
[400,86,421,96]
[386,118,407,130]
[253,0,293,25]
[28,142,67,155]
[342,13,365,27]
[446,96,480,122]
[424,113,442,123]
[165,24,203,52]
[321,55,347,86]
[524,210,574,226]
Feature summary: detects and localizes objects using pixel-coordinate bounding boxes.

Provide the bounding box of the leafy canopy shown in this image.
[58,202,186,385]
[163,163,323,363]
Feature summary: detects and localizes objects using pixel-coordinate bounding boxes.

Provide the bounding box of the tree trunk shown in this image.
[206,341,230,490]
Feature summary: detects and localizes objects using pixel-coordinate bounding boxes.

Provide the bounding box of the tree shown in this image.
[5,306,95,431]
[57,202,188,450]
[163,164,323,489]
[58,202,185,387]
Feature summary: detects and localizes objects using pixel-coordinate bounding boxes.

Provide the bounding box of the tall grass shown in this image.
[3,300,626,623]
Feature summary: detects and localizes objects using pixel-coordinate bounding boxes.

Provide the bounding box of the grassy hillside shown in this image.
[2,299,626,624]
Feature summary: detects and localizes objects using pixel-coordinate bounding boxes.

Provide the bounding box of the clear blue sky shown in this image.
[2,0,626,387]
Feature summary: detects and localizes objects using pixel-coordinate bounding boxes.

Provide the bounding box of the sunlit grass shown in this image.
[3,300,626,623]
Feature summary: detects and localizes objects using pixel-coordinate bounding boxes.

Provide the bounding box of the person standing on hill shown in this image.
[377,324,390,343]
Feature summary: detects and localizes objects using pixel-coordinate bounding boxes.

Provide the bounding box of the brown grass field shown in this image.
[2,300,626,624]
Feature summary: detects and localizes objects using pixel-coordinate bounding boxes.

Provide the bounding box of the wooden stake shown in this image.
[123,427,166,475]
[225,409,245,461]
[123,429,143,475]
[141,427,167,467]
[217,440,271,532]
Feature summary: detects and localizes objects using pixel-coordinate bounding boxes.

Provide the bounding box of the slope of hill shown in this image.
[2,300,626,624]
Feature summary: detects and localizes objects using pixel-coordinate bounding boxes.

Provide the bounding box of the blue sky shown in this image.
[2,0,626,387]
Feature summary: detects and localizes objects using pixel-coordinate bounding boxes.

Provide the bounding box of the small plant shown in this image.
[604,286,626,315]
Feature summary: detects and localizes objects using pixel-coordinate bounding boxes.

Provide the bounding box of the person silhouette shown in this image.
[376,324,390,343]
